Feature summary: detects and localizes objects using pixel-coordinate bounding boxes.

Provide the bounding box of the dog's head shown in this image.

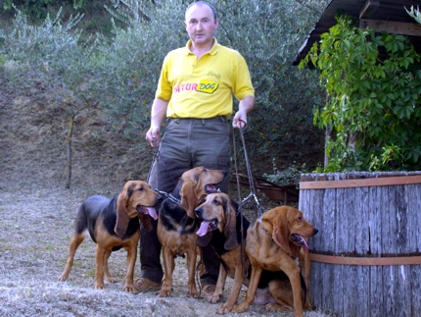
[115,180,162,237]
[195,192,238,250]
[262,206,318,258]
[175,166,226,219]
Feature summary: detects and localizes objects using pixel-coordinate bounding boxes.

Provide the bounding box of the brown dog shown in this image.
[58,181,161,291]
[233,206,318,317]
[157,166,226,297]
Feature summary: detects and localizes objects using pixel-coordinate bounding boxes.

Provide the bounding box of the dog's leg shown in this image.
[103,249,117,283]
[266,279,294,312]
[217,262,245,314]
[209,263,226,303]
[58,233,84,281]
[95,245,107,289]
[123,239,138,292]
[283,262,304,317]
[299,249,312,310]
[158,247,175,297]
[233,264,263,313]
[186,246,199,298]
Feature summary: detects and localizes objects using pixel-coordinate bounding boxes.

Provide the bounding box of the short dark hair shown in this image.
[185,1,218,21]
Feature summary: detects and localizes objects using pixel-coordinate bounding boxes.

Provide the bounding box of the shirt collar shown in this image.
[185,38,218,56]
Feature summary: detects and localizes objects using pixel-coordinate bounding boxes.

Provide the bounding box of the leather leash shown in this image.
[232,121,266,277]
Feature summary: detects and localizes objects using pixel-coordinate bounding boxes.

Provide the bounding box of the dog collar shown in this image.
[154,188,181,204]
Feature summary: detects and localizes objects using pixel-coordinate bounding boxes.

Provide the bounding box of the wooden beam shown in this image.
[359,0,379,19]
[360,19,421,36]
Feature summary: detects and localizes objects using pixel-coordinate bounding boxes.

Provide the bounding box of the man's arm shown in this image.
[232,96,255,129]
[145,98,169,147]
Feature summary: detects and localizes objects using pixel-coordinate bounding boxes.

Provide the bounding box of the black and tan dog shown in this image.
[233,205,318,317]
[195,192,250,314]
[157,166,226,298]
[58,181,161,291]
[195,193,317,315]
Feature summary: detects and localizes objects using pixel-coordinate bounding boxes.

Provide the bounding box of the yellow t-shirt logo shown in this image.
[196,80,219,94]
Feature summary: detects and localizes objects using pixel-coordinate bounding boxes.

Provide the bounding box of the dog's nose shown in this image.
[313,228,319,235]
[195,207,203,218]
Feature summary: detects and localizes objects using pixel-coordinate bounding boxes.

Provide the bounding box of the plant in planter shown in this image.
[300,14,421,172]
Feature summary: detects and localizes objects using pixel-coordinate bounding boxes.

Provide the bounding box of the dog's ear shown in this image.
[114,195,130,237]
[138,214,153,232]
[262,211,293,256]
[223,198,238,250]
[272,214,293,256]
[180,179,198,218]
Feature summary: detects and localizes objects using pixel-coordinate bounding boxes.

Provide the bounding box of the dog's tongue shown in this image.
[302,239,309,252]
[147,207,158,220]
[297,235,309,252]
[196,221,210,237]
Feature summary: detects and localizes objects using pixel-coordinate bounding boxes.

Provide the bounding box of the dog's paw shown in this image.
[95,283,105,290]
[232,303,248,313]
[157,289,172,297]
[265,303,291,312]
[123,285,135,292]
[58,274,68,281]
[216,303,233,315]
[187,289,199,298]
[210,294,221,304]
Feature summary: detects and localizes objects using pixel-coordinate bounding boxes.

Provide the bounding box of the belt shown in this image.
[168,116,227,123]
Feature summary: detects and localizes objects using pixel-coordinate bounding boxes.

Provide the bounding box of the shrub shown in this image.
[301,15,421,172]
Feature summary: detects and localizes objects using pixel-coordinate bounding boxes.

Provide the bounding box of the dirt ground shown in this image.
[0,180,331,317]
[0,69,329,317]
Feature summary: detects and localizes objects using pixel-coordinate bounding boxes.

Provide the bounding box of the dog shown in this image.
[195,193,295,314]
[233,206,318,317]
[58,180,161,291]
[195,192,250,314]
[156,166,226,298]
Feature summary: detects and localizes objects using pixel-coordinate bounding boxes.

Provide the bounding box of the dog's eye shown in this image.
[213,199,220,205]
[138,186,144,191]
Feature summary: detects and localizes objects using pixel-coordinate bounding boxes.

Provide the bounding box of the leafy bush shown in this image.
[263,160,308,186]
[301,15,421,172]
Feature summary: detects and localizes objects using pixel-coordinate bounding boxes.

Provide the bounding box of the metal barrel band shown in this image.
[309,252,421,266]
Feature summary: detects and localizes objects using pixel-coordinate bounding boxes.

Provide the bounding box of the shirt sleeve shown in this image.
[155,54,173,101]
[232,53,255,101]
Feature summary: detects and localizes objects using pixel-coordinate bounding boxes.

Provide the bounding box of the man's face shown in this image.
[185,4,218,46]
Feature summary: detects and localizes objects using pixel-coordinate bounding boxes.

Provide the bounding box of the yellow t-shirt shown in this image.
[155,38,254,119]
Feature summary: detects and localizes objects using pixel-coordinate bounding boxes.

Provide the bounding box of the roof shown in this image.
[292,0,421,66]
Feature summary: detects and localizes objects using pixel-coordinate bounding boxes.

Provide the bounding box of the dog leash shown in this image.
[232,121,266,277]
[233,122,266,217]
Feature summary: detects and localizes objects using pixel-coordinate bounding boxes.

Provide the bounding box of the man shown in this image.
[134,1,255,297]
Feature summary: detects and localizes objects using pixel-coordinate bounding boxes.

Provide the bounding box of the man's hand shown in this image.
[146,125,160,147]
[232,96,255,129]
[232,110,247,129]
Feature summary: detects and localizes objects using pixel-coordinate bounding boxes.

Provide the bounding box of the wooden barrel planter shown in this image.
[299,172,421,317]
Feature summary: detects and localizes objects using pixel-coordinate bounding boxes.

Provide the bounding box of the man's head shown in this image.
[185,1,218,47]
